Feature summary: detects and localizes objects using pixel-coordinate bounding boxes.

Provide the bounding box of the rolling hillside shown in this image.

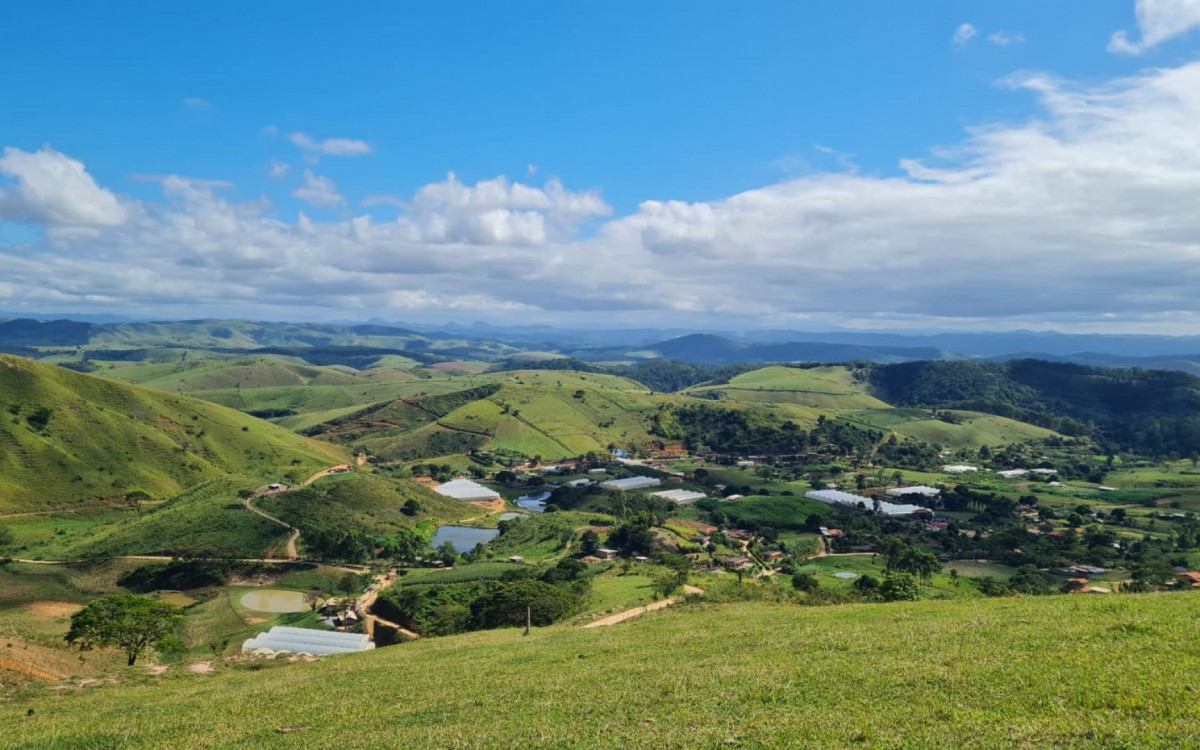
[302,370,670,462]
[0,355,348,511]
[3,593,1198,748]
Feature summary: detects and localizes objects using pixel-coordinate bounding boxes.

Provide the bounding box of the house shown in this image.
[328,465,351,474]
[433,478,501,502]
[761,550,786,563]
[595,548,619,561]
[723,529,754,541]
[724,556,752,571]
[599,476,662,491]
[1178,572,1200,588]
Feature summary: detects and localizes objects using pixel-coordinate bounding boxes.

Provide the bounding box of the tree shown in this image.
[853,574,880,597]
[791,573,819,593]
[65,595,184,666]
[0,524,13,549]
[303,589,325,612]
[401,498,423,517]
[579,529,601,556]
[879,572,921,602]
[653,569,687,598]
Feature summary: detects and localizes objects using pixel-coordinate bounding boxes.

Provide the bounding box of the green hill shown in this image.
[4,593,1198,748]
[304,370,671,462]
[685,365,890,411]
[0,355,348,511]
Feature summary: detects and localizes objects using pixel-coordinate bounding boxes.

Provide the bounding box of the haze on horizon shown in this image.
[3,1,1200,334]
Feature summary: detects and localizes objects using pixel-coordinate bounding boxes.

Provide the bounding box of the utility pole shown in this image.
[524,606,531,636]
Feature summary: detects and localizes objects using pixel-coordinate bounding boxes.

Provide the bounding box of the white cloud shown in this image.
[292,170,344,208]
[397,172,610,245]
[953,23,978,49]
[11,61,1200,330]
[182,97,211,110]
[988,31,1025,47]
[1110,0,1200,54]
[268,160,290,179]
[0,146,128,226]
[289,132,372,157]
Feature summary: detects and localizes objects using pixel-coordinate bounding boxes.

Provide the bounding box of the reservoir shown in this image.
[430,525,499,553]
[515,491,551,512]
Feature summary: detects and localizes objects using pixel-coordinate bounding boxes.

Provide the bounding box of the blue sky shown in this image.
[3,1,1200,331]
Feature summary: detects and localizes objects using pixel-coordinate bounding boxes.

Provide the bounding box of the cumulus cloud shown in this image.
[292,170,344,208]
[953,23,978,49]
[9,61,1200,330]
[289,132,372,157]
[0,146,128,226]
[397,172,610,245]
[1110,0,1200,54]
[988,31,1025,47]
[268,159,290,179]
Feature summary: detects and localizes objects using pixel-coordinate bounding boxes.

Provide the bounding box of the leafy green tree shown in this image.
[653,568,687,598]
[879,572,921,602]
[853,574,880,596]
[65,595,184,666]
[791,573,819,593]
[401,498,423,517]
[579,529,601,556]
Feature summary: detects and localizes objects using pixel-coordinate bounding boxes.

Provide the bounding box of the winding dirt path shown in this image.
[244,465,350,559]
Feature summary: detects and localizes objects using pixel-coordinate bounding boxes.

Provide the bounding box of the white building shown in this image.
[600,476,662,491]
[943,465,978,474]
[651,489,707,505]
[242,626,374,656]
[805,489,926,517]
[997,469,1028,479]
[886,486,940,499]
[433,478,501,502]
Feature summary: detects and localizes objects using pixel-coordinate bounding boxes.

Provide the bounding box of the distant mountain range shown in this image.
[7,316,1200,374]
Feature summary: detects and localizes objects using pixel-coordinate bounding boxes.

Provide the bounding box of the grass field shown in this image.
[4,593,1200,748]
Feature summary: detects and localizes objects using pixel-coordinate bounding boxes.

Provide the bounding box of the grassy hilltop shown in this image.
[0,355,348,511]
[3,593,1199,749]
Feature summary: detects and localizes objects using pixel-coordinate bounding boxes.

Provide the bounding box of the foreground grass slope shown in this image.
[0,355,348,511]
[5,594,1200,748]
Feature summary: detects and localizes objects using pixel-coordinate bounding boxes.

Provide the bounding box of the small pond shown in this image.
[157,591,198,607]
[515,491,552,513]
[431,525,499,553]
[239,589,310,613]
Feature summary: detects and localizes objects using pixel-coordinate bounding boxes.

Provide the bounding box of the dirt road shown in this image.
[583,585,703,629]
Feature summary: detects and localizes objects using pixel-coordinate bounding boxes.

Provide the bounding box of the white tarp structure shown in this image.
[886,486,940,498]
[434,478,501,502]
[651,489,707,504]
[242,626,375,656]
[805,489,926,516]
[600,476,662,491]
[942,465,978,474]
